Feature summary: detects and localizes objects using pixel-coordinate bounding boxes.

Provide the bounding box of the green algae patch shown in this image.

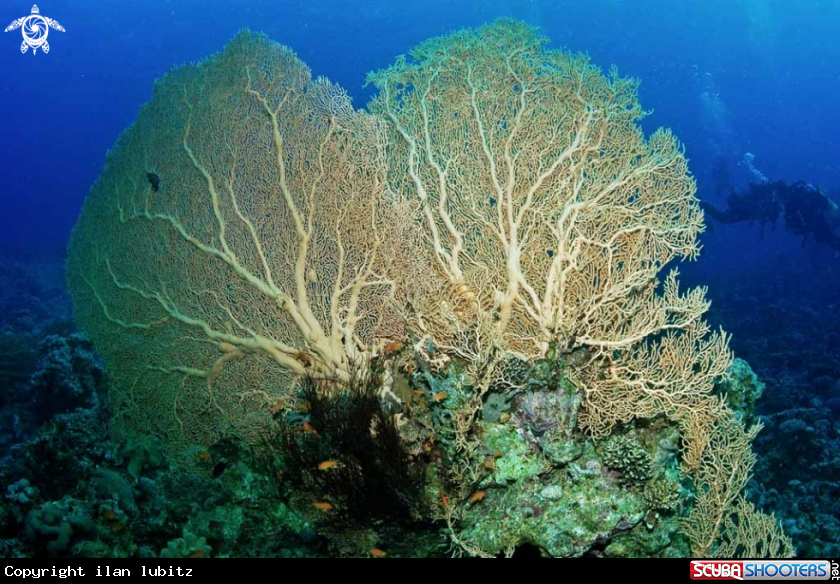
[481,423,546,485]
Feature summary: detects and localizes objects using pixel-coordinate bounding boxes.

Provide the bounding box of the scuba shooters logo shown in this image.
[691,560,837,581]
[4,5,65,55]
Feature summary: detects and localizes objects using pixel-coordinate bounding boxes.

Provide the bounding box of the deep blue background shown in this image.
[1,1,839,554]
[1,0,838,261]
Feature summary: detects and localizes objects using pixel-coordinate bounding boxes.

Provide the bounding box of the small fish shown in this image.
[432,392,447,402]
[313,502,333,512]
[468,491,486,505]
[146,172,160,192]
[269,401,286,416]
[318,460,339,471]
[296,352,315,367]
[298,401,311,412]
[484,458,496,471]
[187,550,207,559]
[440,491,449,509]
[302,422,318,434]
[196,450,212,462]
[384,340,403,355]
[370,548,388,558]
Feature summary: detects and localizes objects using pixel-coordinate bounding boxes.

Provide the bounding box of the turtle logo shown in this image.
[5,5,65,55]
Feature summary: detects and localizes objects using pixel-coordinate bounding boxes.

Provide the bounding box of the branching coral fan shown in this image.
[67,20,792,557]
[366,21,731,452]
[67,31,429,450]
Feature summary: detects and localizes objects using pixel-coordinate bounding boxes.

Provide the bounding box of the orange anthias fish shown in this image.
[302,422,318,434]
[383,340,404,355]
[187,550,207,559]
[313,502,333,512]
[269,401,286,416]
[468,491,486,505]
[432,392,447,402]
[370,548,388,558]
[440,491,449,509]
[318,460,339,471]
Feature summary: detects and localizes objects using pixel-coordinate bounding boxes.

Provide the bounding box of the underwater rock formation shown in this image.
[28,333,105,420]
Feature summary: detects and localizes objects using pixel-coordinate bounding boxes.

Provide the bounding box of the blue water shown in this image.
[1,0,839,557]
[2,0,840,256]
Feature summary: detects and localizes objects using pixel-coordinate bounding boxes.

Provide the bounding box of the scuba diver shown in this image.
[702,177,840,252]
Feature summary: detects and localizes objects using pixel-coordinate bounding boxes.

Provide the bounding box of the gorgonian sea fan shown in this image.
[67,31,429,452]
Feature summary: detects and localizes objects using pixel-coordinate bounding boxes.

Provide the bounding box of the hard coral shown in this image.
[601,435,653,486]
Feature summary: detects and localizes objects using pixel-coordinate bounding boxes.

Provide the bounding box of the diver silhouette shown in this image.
[702,180,840,251]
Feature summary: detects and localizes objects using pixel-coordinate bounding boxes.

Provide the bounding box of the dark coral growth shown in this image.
[8,410,109,501]
[29,334,106,421]
[278,372,425,524]
[0,404,329,558]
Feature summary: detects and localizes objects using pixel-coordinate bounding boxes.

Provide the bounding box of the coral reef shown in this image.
[28,334,105,420]
[0,399,330,558]
[28,19,800,558]
[0,296,797,559]
[408,361,690,558]
[272,367,425,523]
[160,529,211,559]
[24,498,96,557]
